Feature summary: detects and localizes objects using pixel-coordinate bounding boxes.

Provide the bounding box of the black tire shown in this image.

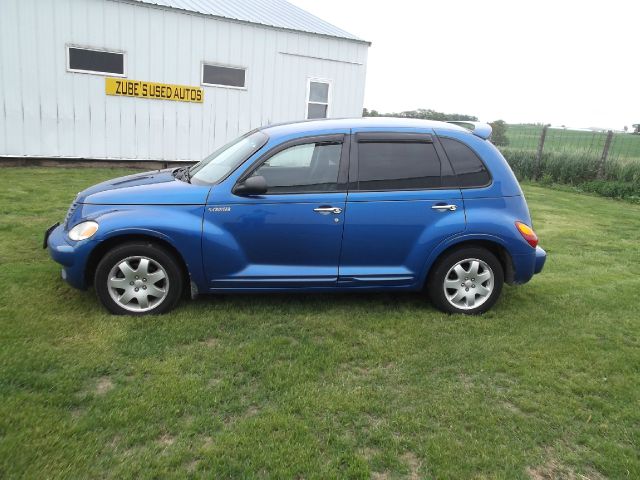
[427,246,504,315]
[94,241,184,315]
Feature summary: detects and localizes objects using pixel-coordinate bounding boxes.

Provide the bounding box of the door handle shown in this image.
[431,204,457,212]
[314,206,342,215]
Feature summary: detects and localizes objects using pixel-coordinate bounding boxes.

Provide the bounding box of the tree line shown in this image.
[362,107,509,146]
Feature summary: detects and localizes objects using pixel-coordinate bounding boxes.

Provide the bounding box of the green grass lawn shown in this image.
[1,167,639,479]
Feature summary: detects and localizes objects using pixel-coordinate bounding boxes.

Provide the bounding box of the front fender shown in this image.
[80,204,207,290]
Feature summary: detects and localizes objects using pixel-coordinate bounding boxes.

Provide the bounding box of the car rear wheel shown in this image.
[427,247,504,315]
[94,241,184,315]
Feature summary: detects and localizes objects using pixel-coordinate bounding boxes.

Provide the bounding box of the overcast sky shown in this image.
[289,0,639,129]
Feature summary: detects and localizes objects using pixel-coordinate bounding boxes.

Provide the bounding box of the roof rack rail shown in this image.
[447,121,492,140]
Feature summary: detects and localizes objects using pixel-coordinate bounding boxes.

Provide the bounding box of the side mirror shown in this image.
[234,175,268,196]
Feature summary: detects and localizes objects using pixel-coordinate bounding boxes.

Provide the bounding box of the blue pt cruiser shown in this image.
[45,118,546,315]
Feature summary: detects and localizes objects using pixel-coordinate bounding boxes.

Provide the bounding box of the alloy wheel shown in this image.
[107,256,169,312]
[443,258,494,310]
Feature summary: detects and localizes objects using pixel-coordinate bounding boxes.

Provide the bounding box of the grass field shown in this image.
[504,124,640,163]
[1,167,640,479]
[498,125,640,202]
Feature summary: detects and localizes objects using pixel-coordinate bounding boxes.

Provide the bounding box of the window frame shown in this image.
[234,134,350,196]
[66,44,127,77]
[436,135,494,189]
[201,62,248,90]
[306,78,332,120]
[350,132,454,192]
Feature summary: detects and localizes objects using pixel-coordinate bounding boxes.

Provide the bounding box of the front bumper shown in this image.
[45,223,91,289]
[43,222,60,248]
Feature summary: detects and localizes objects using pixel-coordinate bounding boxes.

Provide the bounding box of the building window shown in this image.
[67,46,125,76]
[202,64,246,88]
[306,79,331,119]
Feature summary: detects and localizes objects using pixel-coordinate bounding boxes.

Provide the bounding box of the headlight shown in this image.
[68,221,99,241]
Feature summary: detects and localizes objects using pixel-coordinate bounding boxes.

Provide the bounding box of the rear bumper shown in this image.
[511,245,546,284]
[534,246,546,274]
[46,224,91,290]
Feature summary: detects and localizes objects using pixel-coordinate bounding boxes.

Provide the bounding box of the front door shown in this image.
[339,130,466,288]
[202,134,349,289]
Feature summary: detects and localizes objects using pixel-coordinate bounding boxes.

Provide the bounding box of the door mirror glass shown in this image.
[234,175,268,196]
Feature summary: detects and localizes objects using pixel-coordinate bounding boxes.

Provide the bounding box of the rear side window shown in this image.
[440,137,491,187]
[357,142,441,190]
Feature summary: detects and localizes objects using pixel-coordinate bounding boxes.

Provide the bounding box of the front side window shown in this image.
[306,80,330,119]
[440,137,491,187]
[67,46,125,76]
[202,64,246,88]
[190,131,268,184]
[357,141,441,190]
[250,141,342,193]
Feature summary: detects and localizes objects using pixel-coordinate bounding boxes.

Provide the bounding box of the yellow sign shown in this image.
[105,78,204,103]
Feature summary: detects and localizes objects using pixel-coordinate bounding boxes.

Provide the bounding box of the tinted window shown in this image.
[357,142,441,190]
[440,137,491,187]
[202,64,246,88]
[251,142,342,193]
[68,47,124,75]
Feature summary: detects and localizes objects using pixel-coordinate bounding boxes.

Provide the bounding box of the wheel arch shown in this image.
[85,233,191,290]
[422,236,515,287]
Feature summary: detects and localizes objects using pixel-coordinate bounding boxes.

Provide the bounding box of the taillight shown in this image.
[515,221,538,248]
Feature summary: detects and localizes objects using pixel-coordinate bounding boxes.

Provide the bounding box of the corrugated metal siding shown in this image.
[0,0,368,161]
[126,0,366,42]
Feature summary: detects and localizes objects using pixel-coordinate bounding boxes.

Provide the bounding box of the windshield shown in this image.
[190,130,268,184]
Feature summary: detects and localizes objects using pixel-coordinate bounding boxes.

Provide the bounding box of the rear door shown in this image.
[338,129,465,288]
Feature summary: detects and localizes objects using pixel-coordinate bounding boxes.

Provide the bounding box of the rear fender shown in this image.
[419,233,511,287]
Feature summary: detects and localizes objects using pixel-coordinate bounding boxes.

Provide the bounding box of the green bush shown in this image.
[489,120,509,146]
[605,160,640,184]
[498,146,640,201]
[499,148,537,180]
[579,180,640,203]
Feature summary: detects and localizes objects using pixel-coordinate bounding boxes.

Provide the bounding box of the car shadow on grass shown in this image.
[187,290,435,314]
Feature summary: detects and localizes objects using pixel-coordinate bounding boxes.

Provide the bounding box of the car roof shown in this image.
[260,117,472,137]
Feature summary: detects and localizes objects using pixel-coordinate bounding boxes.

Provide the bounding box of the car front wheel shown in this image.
[427,247,504,315]
[94,241,184,315]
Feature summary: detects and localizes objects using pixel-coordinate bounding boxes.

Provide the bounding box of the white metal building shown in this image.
[0,0,369,162]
